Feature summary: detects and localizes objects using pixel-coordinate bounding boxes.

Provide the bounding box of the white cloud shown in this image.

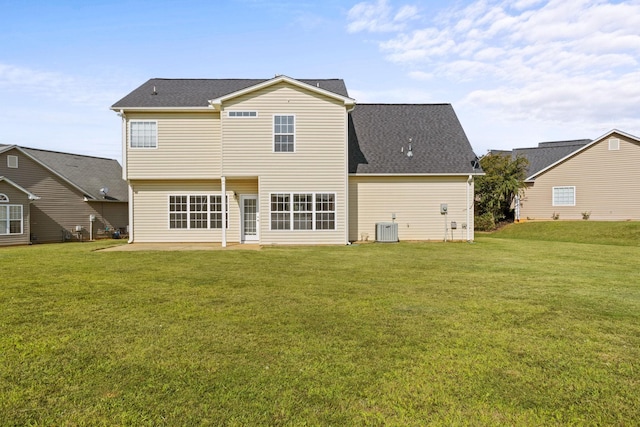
[352,0,640,140]
[0,63,123,107]
[346,0,419,33]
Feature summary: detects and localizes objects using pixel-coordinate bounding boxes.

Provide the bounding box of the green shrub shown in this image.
[474,212,495,231]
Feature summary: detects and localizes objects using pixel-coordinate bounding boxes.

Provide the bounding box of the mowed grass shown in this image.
[1,223,639,426]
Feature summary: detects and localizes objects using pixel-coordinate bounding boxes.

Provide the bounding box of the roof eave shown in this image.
[110,106,214,112]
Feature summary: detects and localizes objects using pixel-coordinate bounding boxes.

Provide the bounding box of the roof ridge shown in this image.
[147,77,344,81]
[18,145,118,162]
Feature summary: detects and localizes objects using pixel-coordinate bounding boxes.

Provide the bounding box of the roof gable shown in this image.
[0,144,127,201]
[526,129,640,180]
[112,77,352,110]
[349,104,481,175]
[208,75,355,110]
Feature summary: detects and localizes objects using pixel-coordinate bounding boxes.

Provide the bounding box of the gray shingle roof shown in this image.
[349,104,481,174]
[112,78,350,109]
[0,144,127,201]
[494,139,591,178]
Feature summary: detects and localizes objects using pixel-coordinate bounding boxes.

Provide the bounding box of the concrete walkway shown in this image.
[99,242,261,252]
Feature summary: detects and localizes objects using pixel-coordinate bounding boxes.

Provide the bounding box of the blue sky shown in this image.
[1,0,639,162]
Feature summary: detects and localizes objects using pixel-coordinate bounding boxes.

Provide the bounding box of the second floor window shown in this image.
[130,121,157,148]
[274,115,294,152]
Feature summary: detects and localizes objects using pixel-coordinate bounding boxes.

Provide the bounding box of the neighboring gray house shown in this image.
[0,145,128,244]
[112,76,482,244]
[496,130,640,220]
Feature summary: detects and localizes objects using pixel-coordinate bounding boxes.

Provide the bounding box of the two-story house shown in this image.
[112,75,481,245]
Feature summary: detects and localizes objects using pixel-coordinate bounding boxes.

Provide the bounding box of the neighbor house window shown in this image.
[7,155,18,168]
[169,195,228,229]
[553,186,575,206]
[274,115,295,152]
[0,205,23,235]
[270,193,336,231]
[130,121,157,148]
[228,111,257,118]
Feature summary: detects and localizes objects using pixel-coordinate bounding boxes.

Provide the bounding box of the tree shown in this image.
[475,153,529,226]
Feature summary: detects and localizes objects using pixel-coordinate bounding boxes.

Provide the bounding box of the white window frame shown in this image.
[7,155,18,168]
[269,192,336,231]
[168,194,229,230]
[0,204,23,235]
[552,186,576,206]
[273,114,295,153]
[227,111,258,118]
[609,138,620,151]
[130,120,158,149]
[0,193,8,202]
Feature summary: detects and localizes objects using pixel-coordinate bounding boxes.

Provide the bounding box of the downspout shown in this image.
[119,110,127,181]
[221,176,227,247]
[120,109,134,244]
[466,175,472,242]
[128,184,134,243]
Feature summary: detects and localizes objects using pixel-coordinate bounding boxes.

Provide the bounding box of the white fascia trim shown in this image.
[0,176,40,200]
[0,144,18,155]
[526,128,640,181]
[207,75,356,111]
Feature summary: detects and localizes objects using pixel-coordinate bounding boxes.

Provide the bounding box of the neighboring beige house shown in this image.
[111,76,481,245]
[0,145,128,244]
[512,130,640,220]
[0,176,38,246]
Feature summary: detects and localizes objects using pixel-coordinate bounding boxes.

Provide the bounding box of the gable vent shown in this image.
[7,155,18,168]
[609,138,620,151]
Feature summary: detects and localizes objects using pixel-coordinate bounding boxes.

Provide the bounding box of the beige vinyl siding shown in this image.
[130,179,257,243]
[0,182,30,246]
[126,112,221,180]
[0,148,126,243]
[221,82,347,177]
[349,176,473,242]
[520,135,640,220]
[223,82,348,245]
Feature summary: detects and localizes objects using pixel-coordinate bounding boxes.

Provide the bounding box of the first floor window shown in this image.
[553,186,575,206]
[270,192,336,231]
[130,121,157,148]
[210,195,227,229]
[315,193,336,230]
[169,195,228,229]
[270,193,290,230]
[169,196,188,228]
[0,205,23,235]
[293,193,313,230]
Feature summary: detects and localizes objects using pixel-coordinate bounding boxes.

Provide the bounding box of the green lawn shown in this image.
[1,223,639,426]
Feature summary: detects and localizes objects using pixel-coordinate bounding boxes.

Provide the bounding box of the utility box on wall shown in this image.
[376,222,398,243]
